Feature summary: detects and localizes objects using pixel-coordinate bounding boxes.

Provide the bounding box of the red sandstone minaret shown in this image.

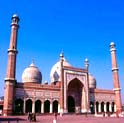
[84,58,90,112]
[59,52,64,114]
[3,14,19,116]
[110,42,122,113]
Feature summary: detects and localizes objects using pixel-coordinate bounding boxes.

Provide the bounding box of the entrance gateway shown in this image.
[67,78,84,113]
[63,67,90,114]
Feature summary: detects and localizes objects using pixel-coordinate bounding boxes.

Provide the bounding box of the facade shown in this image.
[2,14,122,116]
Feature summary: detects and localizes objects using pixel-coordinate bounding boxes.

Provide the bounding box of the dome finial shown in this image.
[30,58,35,67]
[60,50,64,58]
[32,58,35,64]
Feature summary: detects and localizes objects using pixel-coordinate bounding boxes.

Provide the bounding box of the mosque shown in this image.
[1,14,122,116]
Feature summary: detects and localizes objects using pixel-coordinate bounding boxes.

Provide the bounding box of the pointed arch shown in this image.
[68,78,83,93]
[101,102,104,112]
[44,100,50,113]
[96,101,99,113]
[53,100,58,113]
[67,74,85,86]
[112,102,115,113]
[106,102,110,112]
[35,100,41,113]
[67,78,83,113]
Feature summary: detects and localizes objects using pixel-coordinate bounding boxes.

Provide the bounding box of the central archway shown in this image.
[68,96,75,112]
[67,78,83,113]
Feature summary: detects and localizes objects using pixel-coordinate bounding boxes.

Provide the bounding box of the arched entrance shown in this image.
[106,102,110,112]
[35,100,41,113]
[15,98,23,114]
[68,96,75,112]
[44,100,50,113]
[112,102,115,113]
[26,99,32,113]
[101,102,104,112]
[68,78,83,113]
[96,101,99,113]
[53,100,58,113]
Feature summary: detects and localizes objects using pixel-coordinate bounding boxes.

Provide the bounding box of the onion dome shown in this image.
[22,62,42,83]
[50,57,72,82]
[89,74,96,89]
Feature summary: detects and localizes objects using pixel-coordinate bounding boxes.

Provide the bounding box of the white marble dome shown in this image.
[50,58,72,82]
[22,62,42,83]
[89,74,96,89]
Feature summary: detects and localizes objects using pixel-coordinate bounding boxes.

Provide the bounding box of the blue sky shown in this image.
[0,0,123,102]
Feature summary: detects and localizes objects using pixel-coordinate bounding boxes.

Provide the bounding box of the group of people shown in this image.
[28,112,36,122]
[27,112,57,122]
[27,111,58,122]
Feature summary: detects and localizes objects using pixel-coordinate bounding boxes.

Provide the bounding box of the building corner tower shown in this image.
[3,14,19,116]
[59,52,64,114]
[110,42,122,113]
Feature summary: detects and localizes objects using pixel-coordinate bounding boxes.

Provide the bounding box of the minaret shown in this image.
[84,58,90,113]
[85,58,89,70]
[3,14,19,116]
[59,52,64,115]
[110,42,122,113]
